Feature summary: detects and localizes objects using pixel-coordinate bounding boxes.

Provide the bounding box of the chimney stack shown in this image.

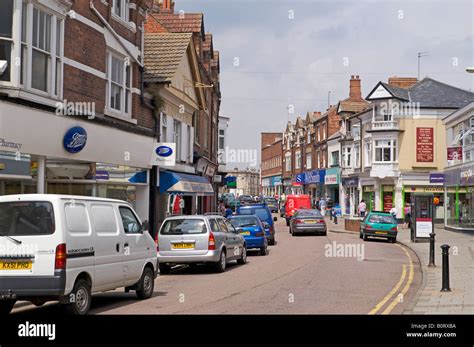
[157,0,175,13]
[388,76,418,89]
[349,75,362,100]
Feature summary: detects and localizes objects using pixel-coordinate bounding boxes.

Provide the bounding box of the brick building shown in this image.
[0,0,157,222]
[145,0,221,214]
[260,132,283,197]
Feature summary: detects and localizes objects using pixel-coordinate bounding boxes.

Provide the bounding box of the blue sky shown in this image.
[176,0,474,169]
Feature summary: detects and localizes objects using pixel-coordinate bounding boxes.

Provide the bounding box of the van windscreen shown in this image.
[160,219,207,235]
[0,201,55,236]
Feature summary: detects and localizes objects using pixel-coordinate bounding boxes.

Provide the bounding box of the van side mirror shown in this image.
[141,220,149,232]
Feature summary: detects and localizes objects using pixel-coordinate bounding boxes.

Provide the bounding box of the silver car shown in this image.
[157,215,247,273]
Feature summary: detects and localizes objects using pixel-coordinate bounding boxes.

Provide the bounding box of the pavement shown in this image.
[326,215,474,314]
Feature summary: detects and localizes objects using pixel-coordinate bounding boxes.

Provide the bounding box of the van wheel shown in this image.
[215,250,227,273]
[0,300,16,315]
[159,264,171,275]
[237,247,247,264]
[286,219,289,226]
[63,279,91,315]
[136,267,155,300]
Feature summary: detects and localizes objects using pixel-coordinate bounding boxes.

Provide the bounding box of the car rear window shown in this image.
[296,210,322,218]
[0,201,55,236]
[240,208,270,221]
[368,214,395,224]
[265,198,277,203]
[229,216,260,228]
[160,219,208,235]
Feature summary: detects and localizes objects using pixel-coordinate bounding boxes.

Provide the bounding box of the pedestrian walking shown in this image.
[320,197,326,216]
[390,206,397,221]
[404,203,411,228]
[358,200,367,218]
[225,204,233,218]
[218,200,226,216]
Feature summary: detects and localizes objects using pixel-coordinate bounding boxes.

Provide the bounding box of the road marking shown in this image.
[368,264,407,315]
[381,244,414,315]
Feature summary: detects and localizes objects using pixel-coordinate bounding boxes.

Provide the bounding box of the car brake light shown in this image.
[295,219,304,224]
[208,232,216,250]
[366,225,372,229]
[318,219,325,223]
[391,226,398,231]
[55,243,67,270]
[154,233,159,251]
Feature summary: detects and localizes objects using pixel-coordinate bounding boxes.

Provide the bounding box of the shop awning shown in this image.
[159,171,214,195]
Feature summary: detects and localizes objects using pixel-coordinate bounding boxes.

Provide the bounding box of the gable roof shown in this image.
[337,99,370,114]
[144,32,193,84]
[367,77,474,108]
[151,13,205,37]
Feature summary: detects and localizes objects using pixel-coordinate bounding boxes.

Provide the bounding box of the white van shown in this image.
[0,194,158,315]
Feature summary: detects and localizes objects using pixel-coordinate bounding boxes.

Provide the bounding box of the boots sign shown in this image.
[151,142,176,166]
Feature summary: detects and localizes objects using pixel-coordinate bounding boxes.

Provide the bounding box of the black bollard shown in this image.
[440,244,451,292]
[428,232,436,267]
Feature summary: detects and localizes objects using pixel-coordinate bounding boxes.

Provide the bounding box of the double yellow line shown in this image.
[368,244,414,315]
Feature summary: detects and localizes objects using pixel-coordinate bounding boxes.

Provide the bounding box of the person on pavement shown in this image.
[320,197,326,216]
[225,204,233,218]
[218,200,226,216]
[358,200,367,218]
[404,203,411,228]
[390,206,397,220]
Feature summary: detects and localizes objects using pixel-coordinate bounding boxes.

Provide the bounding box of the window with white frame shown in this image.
[113,0,130,22]
[218,129,225,150]
[354,145,360,167]
[106,51,132,115]
[306,153,312,169]
[364,142,372,166]
[161,113,167,142]
[331,151,339,167]
[285,153,291,171]
[295,151,301,169]
[322,123,326,140]
[317,126,321,142]
[173,119,181,160]
[322,152,326,168]
[374,140,397,162]
[316,151,320,168]
[343,146,352,167]
[3,1,64,96]
[307,131,311,144]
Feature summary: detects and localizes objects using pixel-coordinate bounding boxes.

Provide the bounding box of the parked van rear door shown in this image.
[89,203,125,291]
[0,200,59,277]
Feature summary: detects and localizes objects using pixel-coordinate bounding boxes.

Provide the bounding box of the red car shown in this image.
[284,194,311,226]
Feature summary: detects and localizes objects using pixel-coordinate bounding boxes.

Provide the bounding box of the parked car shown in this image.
[157,215,247,274]
[236,204,277,245]
[239,195,254,206]
[228,215,268,256]
[289,209,327,236]
[284,195,311,226]
[0,194,158,315]
[359,211,398,243]
[264,197,279,213]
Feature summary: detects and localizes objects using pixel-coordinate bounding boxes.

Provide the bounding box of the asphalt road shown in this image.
[12,216,421,315]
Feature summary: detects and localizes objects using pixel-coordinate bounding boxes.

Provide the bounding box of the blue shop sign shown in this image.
[295,173,305,183]
[342,177,359,186]
[429,173,444,184]
[63,126,87,154]
[304,169,326,184]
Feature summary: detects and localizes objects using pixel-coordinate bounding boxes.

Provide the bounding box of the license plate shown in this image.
[0,261,32,270]
[375,231,387,235]
[305,220,317,224]
[172,243,195,249]
[240,231,250,235]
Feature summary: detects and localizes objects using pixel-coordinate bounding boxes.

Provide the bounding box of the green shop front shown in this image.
[444,164,474,231]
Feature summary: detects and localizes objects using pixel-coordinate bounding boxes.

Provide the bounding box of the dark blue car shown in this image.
[228,215,268,256]
[236,204,276,245]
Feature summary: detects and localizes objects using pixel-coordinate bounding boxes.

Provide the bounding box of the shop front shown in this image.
[444,164,474,231]
[0,100,155,221]
[261,175,282,197]
[324,168,340,204]
[361,185,375,212]
[303,169,326,206]
[341,177,359,216]
[381,184,395,213]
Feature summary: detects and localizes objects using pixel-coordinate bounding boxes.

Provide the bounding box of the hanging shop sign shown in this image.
[324,168,339,185]
[447,147,462,161]
[151,142,176,167]
[416,127,434,162]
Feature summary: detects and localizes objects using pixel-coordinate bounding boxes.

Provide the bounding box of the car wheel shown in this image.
[63,279,92,315]
[359,230,363,239]
[215,250,227,273]
[390,238,396,244]
[237,247,247,264]
[136,267,155,300]
[363,232,368,241]
[260,245,268,256]
[286,219,289,226]
[322,231,327,236]
[159,263,171,275]
[0,300,16,315]
[269,237,275,246]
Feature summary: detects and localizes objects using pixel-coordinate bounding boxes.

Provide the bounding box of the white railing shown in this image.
[371,121,399,130]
